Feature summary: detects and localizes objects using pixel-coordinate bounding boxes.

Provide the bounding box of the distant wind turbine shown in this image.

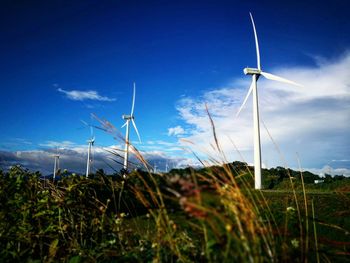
[237,13,302,190]
[153,163,158,174]
[84,122,95,178]
[53,147,60,180]
[122,82,141,175]
[165,161,169,173]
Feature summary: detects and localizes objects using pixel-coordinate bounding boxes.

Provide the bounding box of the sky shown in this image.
[0,0,349,176]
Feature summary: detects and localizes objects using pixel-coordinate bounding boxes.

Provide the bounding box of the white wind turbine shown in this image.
[237,13,302,190]
[53,147,60,180]
[122,82,141,174]
[165,161,169,173]
[85,125,95,178]
[153,162,158,174]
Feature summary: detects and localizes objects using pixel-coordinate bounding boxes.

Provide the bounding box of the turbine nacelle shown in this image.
[243,67,261,75]
[122,114,134,120]
[87,138,95,145]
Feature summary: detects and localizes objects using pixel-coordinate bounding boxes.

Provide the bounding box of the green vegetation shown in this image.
[0,164,349,262]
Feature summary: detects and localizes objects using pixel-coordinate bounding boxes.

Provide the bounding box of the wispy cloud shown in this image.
[308,166,350,177]
[331,159,350,163]
[140,140,184,153]
[38,140,77,148]
[175,52,350,170]
[168,126,185,136]
[0,138,32,150]
[58,88,116,102]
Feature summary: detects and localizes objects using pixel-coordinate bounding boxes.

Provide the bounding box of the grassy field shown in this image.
[0,165,349,262]
[262,191,350,261]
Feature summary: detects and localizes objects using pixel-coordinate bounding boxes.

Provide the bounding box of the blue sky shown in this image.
[0,0,349,175]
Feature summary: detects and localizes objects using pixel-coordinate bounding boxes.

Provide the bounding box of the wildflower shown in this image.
[225,224,232,232]
[291,238,299,248]
[222,184,229,190]
[108,239,116,245]
[286,207,295,213]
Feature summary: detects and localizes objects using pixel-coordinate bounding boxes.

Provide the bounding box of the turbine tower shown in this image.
[122,82,141,175]
[165,161,169,173]
[53,149,60,180]
[237,13,302,190]
[85,125,95,178]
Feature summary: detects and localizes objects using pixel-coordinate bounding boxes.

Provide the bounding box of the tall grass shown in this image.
[0,114,349,262]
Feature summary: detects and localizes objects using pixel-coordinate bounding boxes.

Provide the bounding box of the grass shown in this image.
[1,164,349,262]
[1,113,349,262]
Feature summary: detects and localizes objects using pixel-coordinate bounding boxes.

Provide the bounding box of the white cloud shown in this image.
[331,159,350,163]
[308,165,350,177]
[174,52,350,170]
[0,138,32,150]
[139,140,186,155]
[142,140,173,148]
[168,125,185,136]
[39,140,77,148]
[58,88,116,102]
[13,138,32,145]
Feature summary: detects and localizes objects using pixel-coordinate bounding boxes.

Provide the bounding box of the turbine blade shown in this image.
[260,71,303,87]
[249,12,261,70]
[91,125,108,132]
[131,119,141,143]
[131,82,136,116]
[121,122,127,128]
[81,119,88,126]
[90,125,94,138]
[81,119,95,139]
[236,81,254,117]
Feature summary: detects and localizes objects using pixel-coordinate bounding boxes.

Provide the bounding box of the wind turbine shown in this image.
[121,82,141,175]
[237,13,302,190]
[153,162,158,174]
[53,148,60,180]
[85,124,95,178]
[165,161,169,173]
